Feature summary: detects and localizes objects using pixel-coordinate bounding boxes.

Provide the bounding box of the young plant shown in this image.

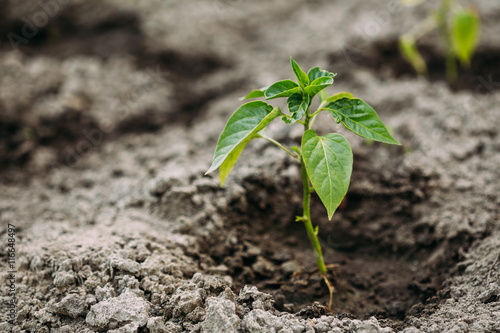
[206,58,400,308]
[399,0,480,82]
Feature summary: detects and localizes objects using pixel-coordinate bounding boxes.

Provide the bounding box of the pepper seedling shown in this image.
[206,57,400,308]
[399,0,480,82]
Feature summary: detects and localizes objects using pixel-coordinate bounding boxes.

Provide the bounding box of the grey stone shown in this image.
[280,260,303,276]
[53,272,75,288]
[86,290,150,331]
[477,284,499,303]
[54,294,87,318]
[172,289,204,318]
[95,284,116,301]
[110,257,141,276]
[0,322,12,333]
[252,256,275,278]
[147,318,183,333]
[202,297,241,333]
[401,329,421,333]
[242,309,283,333]
[238,286,274,311]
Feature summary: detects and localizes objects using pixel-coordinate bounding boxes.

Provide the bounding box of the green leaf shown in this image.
[291,57,310,89]
[241,88,266,100]
[291,146,301,155]
[264,80,301,99]
[325,92,354,103]
[452,8,480,67]
[284,93,310,124]
[304,77,334,96]
[302,130,353,220]
[206,101,282,185]
[399,36,427,76]
[324,98,400,145]
[218,138,253,186]
[307,66,336,82]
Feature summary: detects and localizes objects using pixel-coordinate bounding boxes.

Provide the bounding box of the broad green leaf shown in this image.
[291,57,310,89]
[302,130,353,220]
[304,77,334,96]
[241,88,265,100]
[284,93,310,124]
[307,66,336,82]
[219,136,255,186]
[399,36,427,76]
[325,92,354,103]
[206,101,282,185]
[264,80,301,99]
[452,8,480,67]
[324,98,401,145]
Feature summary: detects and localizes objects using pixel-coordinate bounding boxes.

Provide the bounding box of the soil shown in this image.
[1,0,499,332]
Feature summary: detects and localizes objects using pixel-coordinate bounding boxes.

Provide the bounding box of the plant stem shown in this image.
[300,157,327,276]
[436,0,458,82]
[301,102,334,308]
[260,135,299,159]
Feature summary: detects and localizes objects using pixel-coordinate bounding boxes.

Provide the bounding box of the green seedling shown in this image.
[399,0,480,82]
[206,58,400,308]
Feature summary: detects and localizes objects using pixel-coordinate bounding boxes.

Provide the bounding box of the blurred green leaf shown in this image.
[399,36,428,76]
[452,8,480,67]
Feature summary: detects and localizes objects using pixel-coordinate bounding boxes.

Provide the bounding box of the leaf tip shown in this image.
[387,136,402,146]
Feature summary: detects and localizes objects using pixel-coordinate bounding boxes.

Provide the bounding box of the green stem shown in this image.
[309,106,325,128]
[436,0,458,82]
[300,99,327,275]
[310,108,324,119]
[301,95,334,308]
[300,156,327,276]
[260,135,299,159]
[405,15,437,41]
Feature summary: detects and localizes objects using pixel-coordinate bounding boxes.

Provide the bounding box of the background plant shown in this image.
[399,0,480,82]
[206,58,400,308]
